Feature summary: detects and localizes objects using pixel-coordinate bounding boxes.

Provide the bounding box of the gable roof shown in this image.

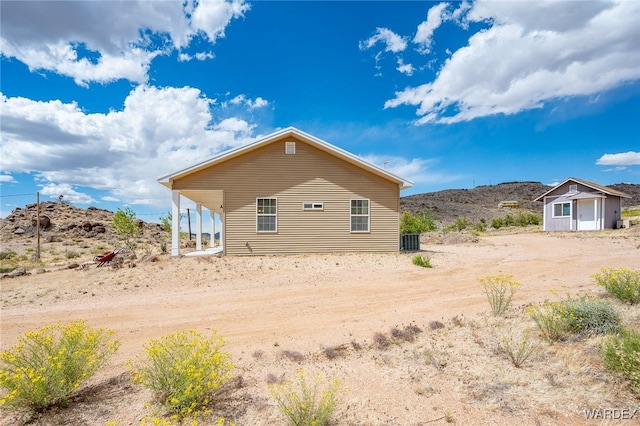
[158,126,414,190]
[534,177,631,201]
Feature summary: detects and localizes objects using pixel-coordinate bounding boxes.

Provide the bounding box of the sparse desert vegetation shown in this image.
[1,193,640,424]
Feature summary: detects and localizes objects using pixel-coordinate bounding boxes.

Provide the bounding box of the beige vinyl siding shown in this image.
[173,135,400,255]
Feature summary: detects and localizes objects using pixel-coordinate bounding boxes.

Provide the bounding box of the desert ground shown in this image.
[1,228,639,425]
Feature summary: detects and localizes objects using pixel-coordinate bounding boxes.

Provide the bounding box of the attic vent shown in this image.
[285,142,296,154]
[569,184,578,193]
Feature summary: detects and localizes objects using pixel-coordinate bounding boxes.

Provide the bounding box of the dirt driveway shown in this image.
[1,229,639,425]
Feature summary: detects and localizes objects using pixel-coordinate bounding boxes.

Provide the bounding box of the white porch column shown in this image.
[220,213,224,248]
[195,203,202,251]
[171,190,180,257]
[210,210,216,247]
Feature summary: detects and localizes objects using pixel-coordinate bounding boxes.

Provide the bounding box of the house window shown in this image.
[285,142,296,154]
[350,199,370,232]
[257,198,277,232]
[553,202,571,218]
[303,202,324,211]
[569,184,578,193]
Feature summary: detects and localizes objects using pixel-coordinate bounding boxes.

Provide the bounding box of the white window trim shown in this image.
[350,199,370,233]
[256,197,277,233]
[302,202,324,211]
[285,141,296,154]
[552,201,571,218]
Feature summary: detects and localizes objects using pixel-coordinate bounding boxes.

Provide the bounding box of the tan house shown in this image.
[158,127,413,256]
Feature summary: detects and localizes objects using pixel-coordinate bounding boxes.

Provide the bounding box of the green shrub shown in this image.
[131,329,233,417]
[412,254,432,268]
[601,327,640,393]
[270,370,342,426]
[112,207,141,249]
[0,250,17,261]
[500,333,540,368]
[0,320,119,411]
[492,212,541,229]
[480,275,520,316]
[529,297,620,342]
[400,211,437,234]
[65,250,80,259]
[593,268,640,304]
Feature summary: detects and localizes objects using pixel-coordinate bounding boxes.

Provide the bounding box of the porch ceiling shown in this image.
[179,189,223,214]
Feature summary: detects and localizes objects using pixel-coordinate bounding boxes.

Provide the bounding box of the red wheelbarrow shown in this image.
[94,249,121,267]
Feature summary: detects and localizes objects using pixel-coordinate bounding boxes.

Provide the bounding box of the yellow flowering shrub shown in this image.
[270,370,342,426]
[131,330,233,418]
[479,275,521,316]
[0,320,119,411]
[593,267,640,304]
[529,296,620,342]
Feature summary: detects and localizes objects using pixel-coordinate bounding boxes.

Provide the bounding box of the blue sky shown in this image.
[1,0,639,221]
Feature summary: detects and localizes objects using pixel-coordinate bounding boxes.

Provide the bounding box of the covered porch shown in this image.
[170,189,224,257]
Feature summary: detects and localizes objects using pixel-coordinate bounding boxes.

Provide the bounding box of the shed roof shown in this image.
[158,127,413,190]
[534,177,631,201]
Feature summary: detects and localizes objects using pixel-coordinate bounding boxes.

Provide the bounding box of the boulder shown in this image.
[13,227,25,235]
[82,221,93,231]
[93,225,106,234]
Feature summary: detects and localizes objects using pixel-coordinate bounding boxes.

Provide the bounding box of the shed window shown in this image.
[350,199,370,232]
[553,202,571,218]
[257,198,277,232]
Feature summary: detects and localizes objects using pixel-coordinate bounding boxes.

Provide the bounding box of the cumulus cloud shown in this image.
[359,28,408,53]
[229,94,269,109]
[0,87,258,207]
[40,183,96,204]
[0,0,249,85]
[596,152,640,166]
[396,59,415,76]
[384,0,640,124]
[0,174,17,183]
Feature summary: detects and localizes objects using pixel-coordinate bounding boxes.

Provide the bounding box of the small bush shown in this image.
[131,329,233,417]
[270,370,342,426]
[373,332,391,349]
[412,254,432,268]
[529,297,620,342]
[480,275,520,316]
[500,333,540,368]
[492,212,541,229]
[0,320,119,411]
[65,250,80,259]
[400,211,437,234]
[0,250,17,260]
[601,327,640,393]
[593,267,640,304]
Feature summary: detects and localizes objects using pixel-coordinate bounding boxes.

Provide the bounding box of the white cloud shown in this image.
[0,86,259,208]
[596,151,640,166]
[396,59,415,76]
[413,2,449,54]
[0,0,249,85]
[359,28,408,53]
[361,154,461,186]
[385,0,640,124]
[40,183,96,204]
[0,174,17,183]
[229,94,269,110]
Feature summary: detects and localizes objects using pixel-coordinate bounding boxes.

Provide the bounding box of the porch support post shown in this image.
[210,210,216,247]
[171,190,180,257]
[195,203,202,251]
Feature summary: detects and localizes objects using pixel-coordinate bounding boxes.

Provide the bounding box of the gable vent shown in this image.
[285,142,296,154]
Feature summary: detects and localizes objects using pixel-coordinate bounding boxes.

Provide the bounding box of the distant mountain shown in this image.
[401,181,639,226]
